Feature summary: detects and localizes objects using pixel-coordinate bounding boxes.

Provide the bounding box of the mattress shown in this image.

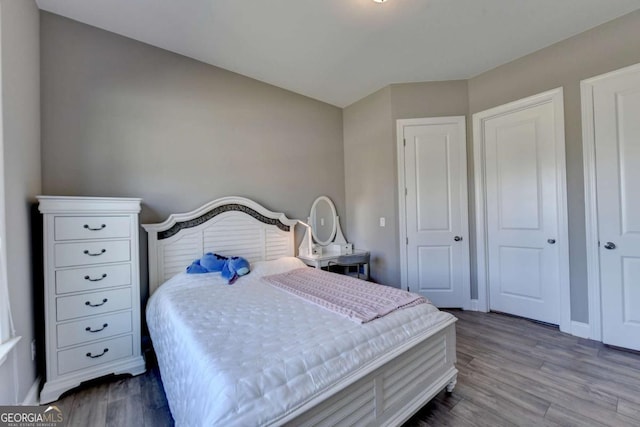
[146,257,455,426]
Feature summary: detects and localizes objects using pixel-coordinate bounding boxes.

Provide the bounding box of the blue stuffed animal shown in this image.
[185,259,208,274]
[200,252,228,271]
[186,252,227,274]
[186,253,250,285]
[221,256,250,284]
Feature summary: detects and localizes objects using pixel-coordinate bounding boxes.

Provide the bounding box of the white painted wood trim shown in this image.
[0,335,21,366]
[552,89,572,335]
[570,321,592,340]
[457,119,472,310]
[22,377,41,405]
[580,79,602,341]
[472,116,490,313]
[397,120,409,292]
[396,117,470,309]
[142,196,298,295]
[472,88,571,330]
[579,62,640,341]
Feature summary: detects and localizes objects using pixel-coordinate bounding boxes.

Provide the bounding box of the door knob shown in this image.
[454,236,462,242]
[547,239,556,244]
[604,242,616,250]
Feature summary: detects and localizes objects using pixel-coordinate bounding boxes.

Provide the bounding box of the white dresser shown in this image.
[38,196,146,403]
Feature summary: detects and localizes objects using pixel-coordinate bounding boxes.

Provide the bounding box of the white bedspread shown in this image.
[146,257,455,426]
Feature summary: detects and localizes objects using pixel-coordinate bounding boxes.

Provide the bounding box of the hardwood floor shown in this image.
[49,310,640,426]
[406,310,640,427]
[49,360,173,427]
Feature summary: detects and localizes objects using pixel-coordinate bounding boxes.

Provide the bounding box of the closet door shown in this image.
[588,66,640,351]
[474,88,570,328]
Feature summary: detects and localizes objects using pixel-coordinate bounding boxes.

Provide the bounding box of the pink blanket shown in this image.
[262,268,428,323]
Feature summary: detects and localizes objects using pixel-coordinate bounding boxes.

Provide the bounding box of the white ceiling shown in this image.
[36,0,640,107]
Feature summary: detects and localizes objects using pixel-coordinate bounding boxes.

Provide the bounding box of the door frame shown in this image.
[580,62,640,342]
[472,88,571,333]
[396,116,471,309]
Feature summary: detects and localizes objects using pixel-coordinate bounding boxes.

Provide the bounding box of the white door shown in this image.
[474,89,569,326]
[590,67,640,351]
[398,117,470,308]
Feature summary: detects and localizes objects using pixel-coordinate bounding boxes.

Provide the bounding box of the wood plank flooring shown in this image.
[48,310,640,426]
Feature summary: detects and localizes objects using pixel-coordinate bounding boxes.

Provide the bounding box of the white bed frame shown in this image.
[142,196,457,426]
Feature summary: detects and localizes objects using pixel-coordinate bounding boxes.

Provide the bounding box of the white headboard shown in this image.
[142,196,297,295]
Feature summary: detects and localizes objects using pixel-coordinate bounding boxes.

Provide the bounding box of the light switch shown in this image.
[320,218,324,226]
[379,217,386,227]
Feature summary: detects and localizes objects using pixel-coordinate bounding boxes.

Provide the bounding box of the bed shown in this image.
[143,196,457,426]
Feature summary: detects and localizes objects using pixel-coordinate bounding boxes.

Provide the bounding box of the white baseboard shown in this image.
[462,304,594,340]
[570,321,591,339]
[22,376,40,405]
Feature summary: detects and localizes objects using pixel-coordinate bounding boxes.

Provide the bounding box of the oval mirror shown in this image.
[310,196,337,246]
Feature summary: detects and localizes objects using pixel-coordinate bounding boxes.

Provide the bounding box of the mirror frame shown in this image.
[309,196,337,246]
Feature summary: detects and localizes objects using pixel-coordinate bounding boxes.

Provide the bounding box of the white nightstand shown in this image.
[297,249,370,280]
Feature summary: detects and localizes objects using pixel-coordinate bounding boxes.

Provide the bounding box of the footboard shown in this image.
[280,319,457,426]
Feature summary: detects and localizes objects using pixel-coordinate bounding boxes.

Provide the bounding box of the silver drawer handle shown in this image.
[84,249,106,256]
[85,298,108,307]
[84,224,106,231]
[86,348,109,359]
[84,273,107,282]
[85,323,108,333]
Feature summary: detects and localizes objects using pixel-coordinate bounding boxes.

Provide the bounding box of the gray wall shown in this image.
[467,9,640,322]
[343,81,468,286]
[0,0,40,405]
[343,87,394,284]
[40,12,345,299]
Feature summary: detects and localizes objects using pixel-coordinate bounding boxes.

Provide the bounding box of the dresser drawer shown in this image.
[54,240,130,268]
[56,288,131,321]
[57,335,133,375]
[56,264,131,294]
[57,311,133,348]
[54,216,131,241]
